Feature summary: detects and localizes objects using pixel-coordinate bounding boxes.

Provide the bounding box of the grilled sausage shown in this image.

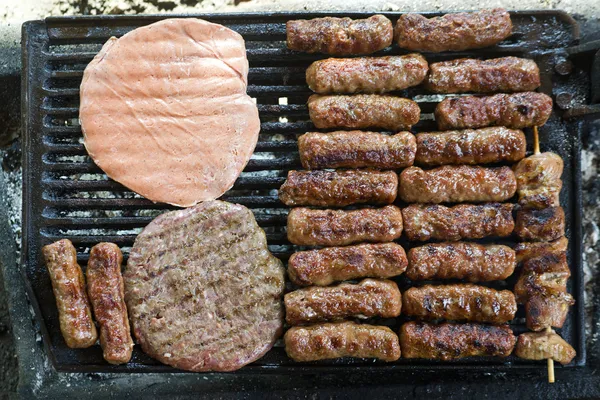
[514,207,565,242]
[415,127,526,166]
[407,242,515,282]
[286,15,393,55]
[284,279,402,325]
[400,321,516,360]
[394,9,512,53]
[42,239,97,348]
[514,253,570,303]
[399,165,517,203]
[403,284,517,324]
[514,236,568,263]
[435,92,553,130]
[515,330,576,365]
[514,152,563,209]
[87,243,133,364]
[306,54,428,94]
[287,205,403,246]
[285,321,401,362]
[402,203,514,242]
[308,94,420,131]
[279,169,397,207]
[288,243,407,286]
[298,131,416,170]
[426,57,540,93]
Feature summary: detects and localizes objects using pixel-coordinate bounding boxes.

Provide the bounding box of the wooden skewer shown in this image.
[533,126,555,383]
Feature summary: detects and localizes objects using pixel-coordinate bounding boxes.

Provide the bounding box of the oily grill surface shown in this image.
[21,11,585,373]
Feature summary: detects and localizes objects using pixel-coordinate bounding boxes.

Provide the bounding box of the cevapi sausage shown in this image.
[306,54,428,93]
[287,15,393,55]
[42,239,98,348]
[87,243,134,365]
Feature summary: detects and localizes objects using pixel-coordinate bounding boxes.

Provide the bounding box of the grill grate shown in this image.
[22,11,586,373]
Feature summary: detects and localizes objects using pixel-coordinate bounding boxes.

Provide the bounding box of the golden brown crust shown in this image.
[415,127,526,166]
[87,243,133,365]
[284,279,401,325]
[514,152,563,209]
[399,165,517,203]
[285,321,400,362]
[42,239,98,349]
[515,330,576,365]
[308,94,420,130]
[407,242,515,282]
[514,207,565,242]
[287,15,393,55]
[514,237,568,264]
[426,57,540,93]
[400,321,516,360]
[402,203,514,242]
[278,169,397,207]
[287,205,403,246]
[298,131,416,170]
[514,252,571,303]
[402,284,517,324]
[435,93,553,130]
[288,243,407,286]
[395,9,512,52]
[306,54,428,94]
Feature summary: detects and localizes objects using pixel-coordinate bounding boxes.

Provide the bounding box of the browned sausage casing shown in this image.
[399,165,517,203]
[285,321,401,362]
[87,243,134,365]
[298,131,416,170]
[514,206,565,242]
[515,331,576,365]
[286,15,393,55]
[402,203,514,242]
[288,243,407,286]
[308,94,420,130]
[514,152,563,209]
[306,54,428,94]
[400,321,516,360]
[435,93,553,130]
[284,279,402,325]
[403,284,517,324]
[279,169,397,207]
[42,239,97,348]
[395,9,512,52]
[407,242,515,282]
[514,236,568,263]
[415,127,526,166]
[426,57,541,93]
[287,205,403,246]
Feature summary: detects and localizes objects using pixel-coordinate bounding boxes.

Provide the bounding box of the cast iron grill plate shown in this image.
[22,11,586,373]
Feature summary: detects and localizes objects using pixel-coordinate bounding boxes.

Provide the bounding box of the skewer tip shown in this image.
[533,126,540,155]
[546,327,555,383]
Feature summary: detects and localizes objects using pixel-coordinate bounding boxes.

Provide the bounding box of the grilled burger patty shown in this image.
[124,201,285,372]
[394,9,512,52]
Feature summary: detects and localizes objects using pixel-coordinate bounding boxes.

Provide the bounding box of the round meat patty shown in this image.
[124,201,285,372]
[80,19,260,207]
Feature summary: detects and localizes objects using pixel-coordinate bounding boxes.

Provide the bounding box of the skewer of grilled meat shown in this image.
[279,169,397,207]
[288,243,407,287]
[515,237,568,264]
[287,205,403,246]
[513,152,563,209]
[287,15,393,55]
[284,279,401,325]
[285,321,401,362]
[515,330,576,365]
[514,207,565,242]
[415,127,526,166]
[407,242,515,282]
[308,94,420,131]
[399,165,517,204]
[402,203,514,242]
[435,92,553,130]
[298,131,416,170]
[306,54,428,94]
[394,9,512,53]
[400,321,516,360]
[403,284,517,324]
[425,57,540,93]
[514,253,570,303]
